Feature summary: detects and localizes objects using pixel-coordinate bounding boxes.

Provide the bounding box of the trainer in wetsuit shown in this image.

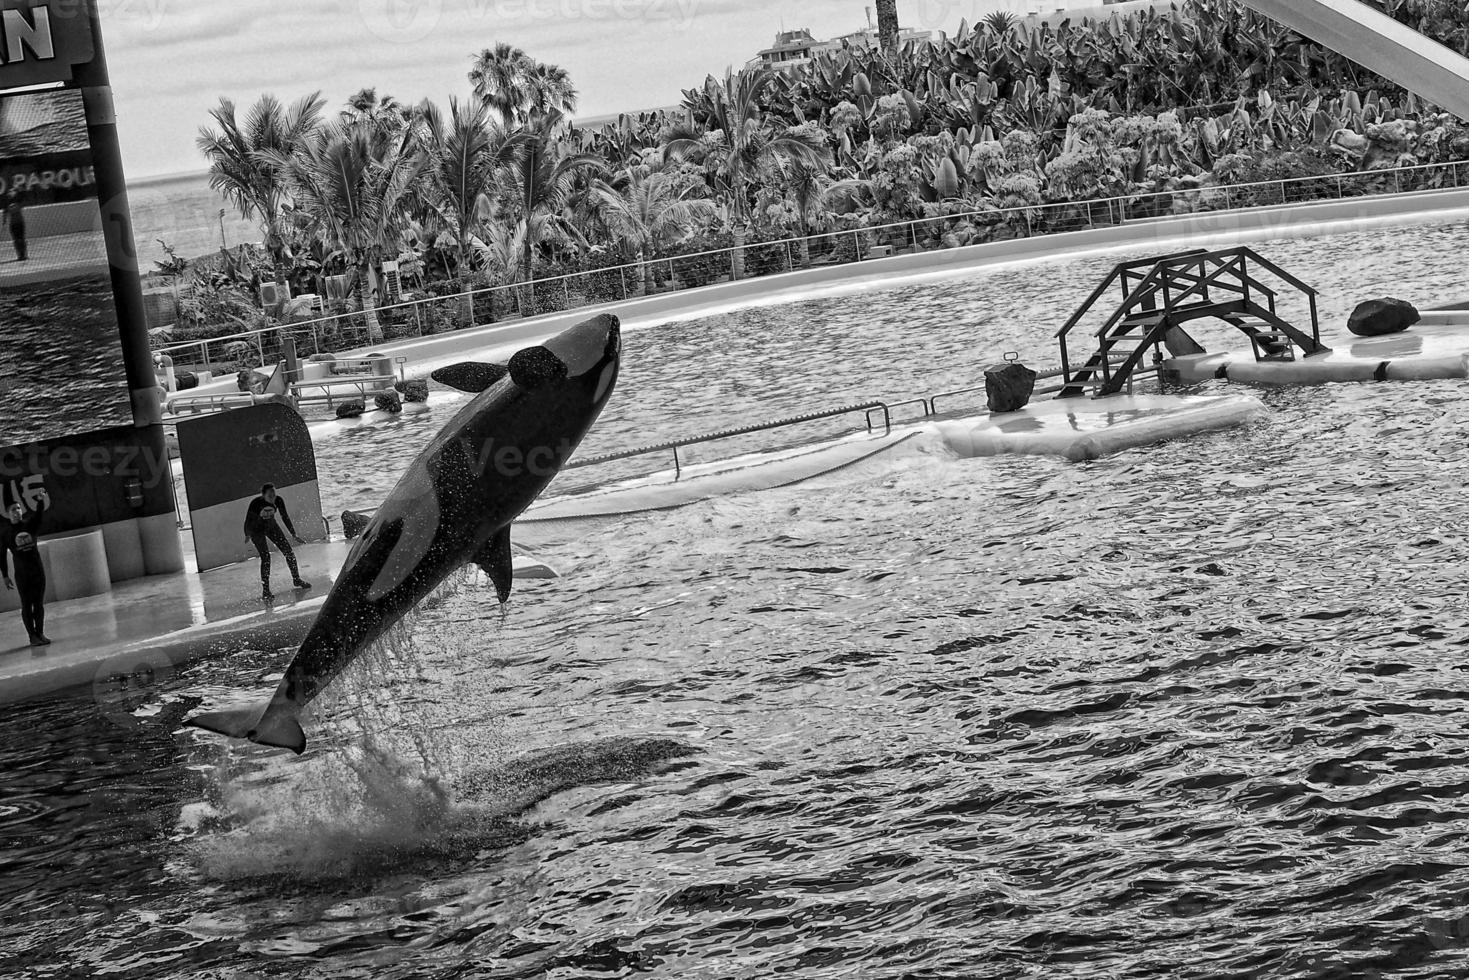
[2,498,49,645]
[6,199,26,262]
[243,484,311,600]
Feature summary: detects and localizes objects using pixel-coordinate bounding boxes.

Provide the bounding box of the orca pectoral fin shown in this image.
[431,362,509,393]
[475,526,514,604]
[184,700,308,755]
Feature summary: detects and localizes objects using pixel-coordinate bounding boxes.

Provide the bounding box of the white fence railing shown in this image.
[154,157,1469,378]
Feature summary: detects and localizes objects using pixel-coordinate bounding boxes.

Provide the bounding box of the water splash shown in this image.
[187,734,699,886]
[183,592,698,887]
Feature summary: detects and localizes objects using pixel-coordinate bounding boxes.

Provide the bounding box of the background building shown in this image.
[744,10,943,75]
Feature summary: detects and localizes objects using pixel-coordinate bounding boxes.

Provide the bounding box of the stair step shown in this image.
[1120,312,1167,327]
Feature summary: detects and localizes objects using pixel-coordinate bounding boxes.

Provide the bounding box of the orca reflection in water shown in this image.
[185,313,621,753]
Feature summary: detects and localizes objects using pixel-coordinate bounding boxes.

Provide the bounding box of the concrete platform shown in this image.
[1165,321,1469,385]
[0,538,557,705]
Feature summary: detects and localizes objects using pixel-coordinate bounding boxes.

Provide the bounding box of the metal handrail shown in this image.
[1122,253,1249,337]
[876,398,933,425]
[291,378,397,394]
[1233,245,1320,297]
[1094,255,1247,393]
[567,401,892,478]
[1055,248,1209,342]
[291,355,408,382]
[1037,363,1161,398]
[152,158,1469,369]
[164,391,282,417]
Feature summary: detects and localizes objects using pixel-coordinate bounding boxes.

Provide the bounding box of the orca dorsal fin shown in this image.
[432,362,510,393]
[475,526,514,604]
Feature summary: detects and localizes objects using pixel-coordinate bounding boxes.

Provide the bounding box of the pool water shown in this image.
[6,218,1469,979]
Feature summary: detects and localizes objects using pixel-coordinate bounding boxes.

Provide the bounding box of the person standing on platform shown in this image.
[5,198,26,262]
[2,496,50,645]
[243,484,311,601]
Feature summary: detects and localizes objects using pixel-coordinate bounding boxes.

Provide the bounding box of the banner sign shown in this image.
[0,147,93,203]
[0,422,175,533]
[0,87,133,447]
[0,1,94,90]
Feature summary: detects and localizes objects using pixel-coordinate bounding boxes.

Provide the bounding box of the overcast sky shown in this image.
[97,0,1041,178]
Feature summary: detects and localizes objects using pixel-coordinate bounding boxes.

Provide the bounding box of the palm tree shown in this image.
[469,42,534,127]
[472,220,527,287]
[469,45,578,128]
[342,88,411,141]
[981,11,1017,37]
[415,95,526,306]
[875,0,900,58]
[591,168,719,293]
[196,92,326,279]
[770,157,830,266]
[663,67,830,277]
[527,61,578,122]
[503,109,607,291]
[267,121,425,342]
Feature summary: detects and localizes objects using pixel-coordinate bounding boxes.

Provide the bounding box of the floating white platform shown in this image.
[936,393,1265,463]
[522,393,1263,524]
[524,431,922,522]
[1165,322,1469,385]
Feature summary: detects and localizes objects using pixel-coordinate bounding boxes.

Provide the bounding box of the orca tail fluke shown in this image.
[185,701,308,755]
[248,713,308,754]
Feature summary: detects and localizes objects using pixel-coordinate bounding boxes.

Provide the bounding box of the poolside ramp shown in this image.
[1056,247,1328,397]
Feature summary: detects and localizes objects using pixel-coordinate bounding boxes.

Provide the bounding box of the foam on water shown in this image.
[187,732,701,886]
[180,570,700,887]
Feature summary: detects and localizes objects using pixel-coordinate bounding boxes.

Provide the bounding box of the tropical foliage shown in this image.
[183,0,1469,341]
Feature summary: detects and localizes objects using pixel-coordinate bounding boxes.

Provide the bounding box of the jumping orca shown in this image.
[185,313,622,753]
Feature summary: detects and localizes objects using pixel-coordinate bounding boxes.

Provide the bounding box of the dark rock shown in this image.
[1348,297,1420,336]
[374,390,403,413]
[336,400,365,419]
[984,362,1038,413]
[236,369,269,394]
[394,378,430,403]
[341,510,372,540]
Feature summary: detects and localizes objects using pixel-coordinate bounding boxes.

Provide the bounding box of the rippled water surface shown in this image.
[6,218,1469,979]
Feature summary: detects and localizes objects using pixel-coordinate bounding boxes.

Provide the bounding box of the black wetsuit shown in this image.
[6,202,25,262]
[243,495,302,588]
[1,501,47,640]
